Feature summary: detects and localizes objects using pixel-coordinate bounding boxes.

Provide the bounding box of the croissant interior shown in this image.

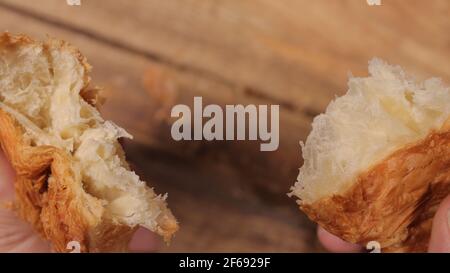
[290,59,450,252]
[0,33,178,252]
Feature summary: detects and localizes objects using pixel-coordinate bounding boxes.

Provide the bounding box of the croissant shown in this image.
[0,33,178,252]
[290,59,450,252]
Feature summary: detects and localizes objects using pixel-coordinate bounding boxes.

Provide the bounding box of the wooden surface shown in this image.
[0,0,448,252]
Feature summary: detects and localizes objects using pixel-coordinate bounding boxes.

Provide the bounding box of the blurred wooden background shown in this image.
[0,0,448,252]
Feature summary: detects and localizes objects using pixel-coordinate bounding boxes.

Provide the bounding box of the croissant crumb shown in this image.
[290,59,450,252]
[0,32,178,252]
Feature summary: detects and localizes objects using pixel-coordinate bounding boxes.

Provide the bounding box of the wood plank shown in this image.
[1,1,312,195]
[2,0,449,202]
[2,0,449,252]
[0,7,318,252]
[126,142,317,252]
[1,0,449,115]
[2,0,450,197]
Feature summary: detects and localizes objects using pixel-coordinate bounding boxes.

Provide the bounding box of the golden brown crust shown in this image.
[0,109,137,252]
[301,126,450,252]
[1,109,85,252]
[0,32,178,252]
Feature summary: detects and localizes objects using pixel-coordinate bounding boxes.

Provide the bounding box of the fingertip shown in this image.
[317,226,362,253]
[129,227,161,253]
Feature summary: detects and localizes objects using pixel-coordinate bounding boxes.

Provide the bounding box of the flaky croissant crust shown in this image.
[301,121,450,252]
[0,109,133,252]
[0,33,178,252]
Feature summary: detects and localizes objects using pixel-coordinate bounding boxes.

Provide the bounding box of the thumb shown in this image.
[428,194,450,253]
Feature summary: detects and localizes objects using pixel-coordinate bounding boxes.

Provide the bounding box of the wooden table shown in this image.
[0,0,448,252]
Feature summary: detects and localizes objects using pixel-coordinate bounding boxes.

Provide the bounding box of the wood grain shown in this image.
[0,0,448,252]
[1,0,448,111]
[0,4,317,252]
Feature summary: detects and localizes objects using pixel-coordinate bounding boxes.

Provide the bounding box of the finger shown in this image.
[0,206,51,252]
[428,195,450,253]
[129,227,161,253]
[317,226,362,253]
[0,150,15,201]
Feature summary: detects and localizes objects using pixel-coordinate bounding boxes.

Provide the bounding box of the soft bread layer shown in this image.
[290,59,450,252]
[0,33,178,251]
[291,59,450,203]
[301,127,450,252]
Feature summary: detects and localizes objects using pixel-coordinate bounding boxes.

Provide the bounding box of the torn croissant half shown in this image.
[0,33,178,252]
[290,59,450,252]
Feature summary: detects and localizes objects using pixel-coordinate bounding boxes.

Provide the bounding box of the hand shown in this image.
[318,195,450,253]
[0,150,160,253]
